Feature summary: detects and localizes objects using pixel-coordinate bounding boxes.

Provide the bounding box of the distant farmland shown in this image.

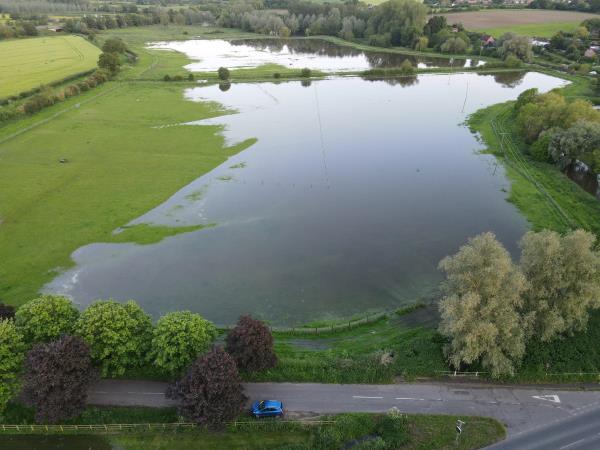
[439,9,600,37]
[0,35,101,98]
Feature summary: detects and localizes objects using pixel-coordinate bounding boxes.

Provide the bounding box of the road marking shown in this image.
[127,392,165,395]
[560,438,585,449]
[395,397,425,401]
[352,396,383,399]
[532,395,561,404]
[90,391,108,394]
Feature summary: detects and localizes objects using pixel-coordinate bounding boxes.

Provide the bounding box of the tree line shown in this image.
[0,297,278,427]
[438,229,600,377]
[0,38,129,122]
[514,88,600,175]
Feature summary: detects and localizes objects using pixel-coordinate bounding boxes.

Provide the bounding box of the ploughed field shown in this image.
[439,10,599,37]
[0,35,101,98]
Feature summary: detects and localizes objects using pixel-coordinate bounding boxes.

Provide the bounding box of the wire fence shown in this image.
[0,420,337,435]
[436,371,488,378]
[218,311,390,335]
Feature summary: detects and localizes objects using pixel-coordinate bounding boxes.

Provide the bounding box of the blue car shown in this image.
[250,400,284,418]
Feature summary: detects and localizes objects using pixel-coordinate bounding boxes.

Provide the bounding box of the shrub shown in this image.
[399,60,415,75]
[217,67,230,81]
[273,72,281,79]
[187,73,195,81]
[22,335,97,423]
[15,295,79,344]
[151,311,217,376]
[172,75,184,81]
[300,67,311,78]
[0,319,25,415]
[529,132,553,162]
[163,74,172,82]
[504,54,522,68]
[167,346,246,428]
[225,315,277,372]
[75,300,152,377]
[102,37,127,54]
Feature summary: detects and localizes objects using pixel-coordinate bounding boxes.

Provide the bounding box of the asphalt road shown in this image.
[89,380,600,437]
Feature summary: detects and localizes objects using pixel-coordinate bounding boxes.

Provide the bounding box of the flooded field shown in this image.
[148,38,484,72]
[46,71,567,326]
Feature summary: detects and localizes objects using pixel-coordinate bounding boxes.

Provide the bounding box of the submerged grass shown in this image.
[0,81,255,306]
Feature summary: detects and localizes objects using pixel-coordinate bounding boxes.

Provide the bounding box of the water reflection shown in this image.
[45,73,568,326]
[566,161,600,199]
[148,38,483,73]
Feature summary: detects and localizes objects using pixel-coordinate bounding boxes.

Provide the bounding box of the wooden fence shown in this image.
[0,420,337,434]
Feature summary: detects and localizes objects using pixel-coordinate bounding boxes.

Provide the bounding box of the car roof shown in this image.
[259,400,282,408]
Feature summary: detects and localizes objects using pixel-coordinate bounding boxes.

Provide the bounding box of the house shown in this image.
[584,48,597,58]
[480,35,495,47]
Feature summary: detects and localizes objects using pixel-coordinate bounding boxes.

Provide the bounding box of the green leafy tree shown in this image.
[0,319,25,416]
[517,92,600,143]
[440,36,468,54]
[217,67,230,80]
[15,295,79,344]
[366,0,428,47]
[98,52,121,75]
[101,37,127,54]
[497,33,533,62]
[151,311,217,376]
[75,300,152,377]
[520,229,600,342]
[548,120,600,169]
[438,232,529,377]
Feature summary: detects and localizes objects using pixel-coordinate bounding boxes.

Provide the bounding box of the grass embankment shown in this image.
[468,77,600,235]
[0,81,255,306]
[0,36,101,98]
[2,404,505,450]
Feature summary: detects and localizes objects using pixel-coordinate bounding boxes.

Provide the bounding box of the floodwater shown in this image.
[566,161,600,200]
[148,38,484,72]
[45,72,567,326]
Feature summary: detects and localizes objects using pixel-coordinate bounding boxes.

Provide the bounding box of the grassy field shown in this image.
[440,9,599,37]
[0,81,254,306]
[0,36,102,98]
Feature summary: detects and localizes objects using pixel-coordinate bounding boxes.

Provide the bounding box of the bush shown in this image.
[102,37,127,54]
[300,68,311,78]
[15,295,79,344]
[399,60,415,75]
[151,311,217,376]
[167,346,246,428]
[529,132,553,162]
[273,72,281,79]
[75,300,152,377]
[0,319,25,415]
[225,315,277,372]
[22,335,97,423]
[217,67,230,81]
[504,54,522,68]
[163,74,171,82]
[78,81,90,92]
[187,73,195,81]
[172,75,184,81]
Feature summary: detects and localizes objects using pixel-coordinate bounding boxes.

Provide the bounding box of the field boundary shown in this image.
[0,420,337,435]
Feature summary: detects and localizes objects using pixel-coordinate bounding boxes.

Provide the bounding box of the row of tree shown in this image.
[0,38,127,122]
[515,88,600,174]
[0,297,277,426]
[438,229,600,377]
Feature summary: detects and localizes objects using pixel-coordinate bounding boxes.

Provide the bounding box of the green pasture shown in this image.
[0,36,101,98]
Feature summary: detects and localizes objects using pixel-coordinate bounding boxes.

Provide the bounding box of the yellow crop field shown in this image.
[0,35,102,98]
